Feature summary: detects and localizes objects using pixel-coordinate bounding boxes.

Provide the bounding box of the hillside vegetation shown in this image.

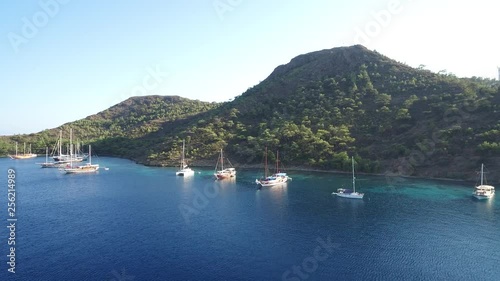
[2,45,499,181]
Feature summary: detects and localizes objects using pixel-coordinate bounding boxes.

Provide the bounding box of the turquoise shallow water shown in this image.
[0,157,498,280]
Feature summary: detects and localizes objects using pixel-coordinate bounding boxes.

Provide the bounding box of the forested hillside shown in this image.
[0,96,219,159]
[2,45,499,181]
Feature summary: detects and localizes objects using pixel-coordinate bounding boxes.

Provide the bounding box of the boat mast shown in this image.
[220,148,224,170]
[181,140,185,169]
[45,147,48,163]
[23,143,26,155]
[264,147,268,178]
[59,130,62,157]
[352,156,356,193]
[481,163,484,186]
[70,128,73,168]
[276,150,279,173]
[89,145,92,165]
[15,142,18,156]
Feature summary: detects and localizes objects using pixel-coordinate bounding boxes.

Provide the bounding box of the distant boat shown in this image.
[53,130,85,163]
[472,163,495,200]
[176,140,194,176]
[255,148,290,187]
[64,145,99,174]
[214,149,236,180]
[9,142,37,159]
[38,147,65,168]
[332,157,364,199]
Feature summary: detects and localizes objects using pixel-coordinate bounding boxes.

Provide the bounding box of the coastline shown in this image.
[0,154,486,185]
[139,158,477,184]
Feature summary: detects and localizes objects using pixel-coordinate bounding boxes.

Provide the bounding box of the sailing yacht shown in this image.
[256,148,290,187]
[214,149,236,180]
[64,145,99,174]
[472,164,495,200]
[39,147,64,168]
[9,142,37,159]
[176,140,194,176]
[332,157,364,199]
[51,130,86,163]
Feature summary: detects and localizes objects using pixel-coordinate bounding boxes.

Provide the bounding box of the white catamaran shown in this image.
[332,157,364,199]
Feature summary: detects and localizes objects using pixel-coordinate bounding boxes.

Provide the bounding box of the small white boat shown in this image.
[472,163,495,200]
[332,157,364,199]
[176,140,194,176]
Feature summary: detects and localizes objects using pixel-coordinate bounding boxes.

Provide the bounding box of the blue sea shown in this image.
[0,157,499,281]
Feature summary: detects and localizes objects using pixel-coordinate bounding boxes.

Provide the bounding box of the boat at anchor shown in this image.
[332,157,364,199]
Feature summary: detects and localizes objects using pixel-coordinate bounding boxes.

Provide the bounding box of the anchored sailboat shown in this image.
[472,163,495,200]
[332,157,364,199]
[64,145,99,174]
[176,140,194,176]
[255,148,290,187]
[9,142,37,159]
[214,148,236,180]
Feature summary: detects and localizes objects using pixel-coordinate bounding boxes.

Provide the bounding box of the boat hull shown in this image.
[333,192,364,199]
[64,164,99,174]
[332,188,364,199]
[215,170,236,180]
[472,193,494,200]
[10,154,37,159]
[40,162,66,168]
[176,169,194,176]
[256,176,289,187]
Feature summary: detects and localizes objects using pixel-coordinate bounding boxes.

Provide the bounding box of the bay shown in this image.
[0,157,498,281]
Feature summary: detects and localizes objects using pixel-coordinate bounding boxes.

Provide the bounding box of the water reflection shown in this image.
[473,196,495,216]
[255,183,289,206]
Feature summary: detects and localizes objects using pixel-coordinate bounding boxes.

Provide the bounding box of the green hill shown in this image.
[2,45,499,182]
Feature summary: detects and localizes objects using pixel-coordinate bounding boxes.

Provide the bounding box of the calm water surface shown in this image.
[0,157,498,280]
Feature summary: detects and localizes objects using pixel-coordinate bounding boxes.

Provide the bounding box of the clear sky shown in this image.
[1,0,499,135]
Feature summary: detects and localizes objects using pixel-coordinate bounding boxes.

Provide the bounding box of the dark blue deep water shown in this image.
[0,157,499,280]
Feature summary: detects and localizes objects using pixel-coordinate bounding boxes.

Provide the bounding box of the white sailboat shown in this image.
[38,147,62,168]
[214,148,236,180]
[332,157,364,199]
[53,130,84,163]
[256,148,290,187]
[472,163,495,200]
[64,145,99,174]
[176,140,194,176]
